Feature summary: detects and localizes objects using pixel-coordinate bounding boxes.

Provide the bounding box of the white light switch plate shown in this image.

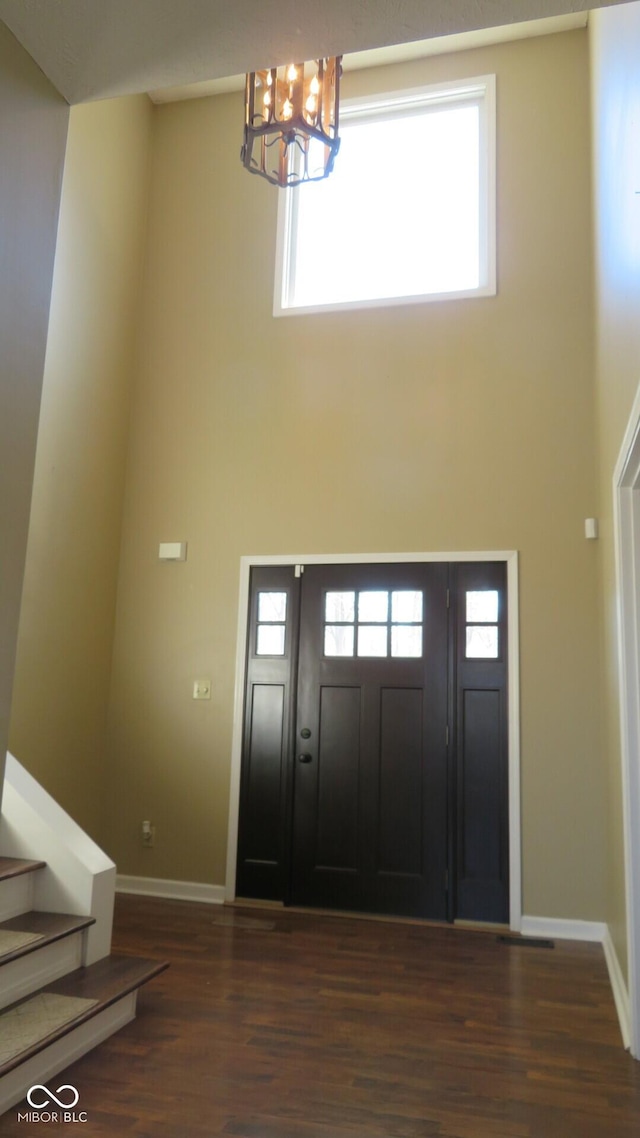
[193,679,211,700]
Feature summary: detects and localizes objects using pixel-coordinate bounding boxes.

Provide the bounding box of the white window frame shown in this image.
[274,74,497,316]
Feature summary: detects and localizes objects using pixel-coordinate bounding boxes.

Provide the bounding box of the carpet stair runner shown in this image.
[0,856,168,1116]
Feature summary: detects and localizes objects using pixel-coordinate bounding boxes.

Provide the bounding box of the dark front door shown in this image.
[291,562,449,919]
[236,560,509,924]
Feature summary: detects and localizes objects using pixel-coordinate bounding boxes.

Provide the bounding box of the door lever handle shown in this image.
[298,753,313,764]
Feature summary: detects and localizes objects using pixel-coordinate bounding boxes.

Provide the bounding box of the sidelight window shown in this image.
[256,591,288,655]
[465,589,499,658]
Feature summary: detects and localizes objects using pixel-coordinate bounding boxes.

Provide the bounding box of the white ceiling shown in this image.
[0,0,630,105]
[150,14,588,104]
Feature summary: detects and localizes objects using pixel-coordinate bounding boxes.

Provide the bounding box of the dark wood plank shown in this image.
[0,858,46,882]
[47,954,169,1005]
[3,896,639,1136]
[0,910,95,966]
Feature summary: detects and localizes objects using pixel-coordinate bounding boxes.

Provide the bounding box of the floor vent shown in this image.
[498,934,555,949]
[210,913,276,932]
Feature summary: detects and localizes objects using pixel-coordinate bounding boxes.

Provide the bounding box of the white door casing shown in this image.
[613,383,640,1059]
[225,550,521,930]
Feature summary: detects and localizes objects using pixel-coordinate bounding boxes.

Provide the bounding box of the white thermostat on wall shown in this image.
[158,541,187,561]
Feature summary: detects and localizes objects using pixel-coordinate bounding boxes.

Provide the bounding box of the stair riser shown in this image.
[0,875,34,923]
[0,989,137,1117]
[0,933,85,1011]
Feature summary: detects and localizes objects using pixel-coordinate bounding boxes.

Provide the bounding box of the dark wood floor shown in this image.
[4,895,640,1137]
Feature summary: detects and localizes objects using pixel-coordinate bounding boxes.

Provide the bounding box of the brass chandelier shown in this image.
[241,57,342,187]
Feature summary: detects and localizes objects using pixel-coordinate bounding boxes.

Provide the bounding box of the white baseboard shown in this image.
[522,917,631,1052]
[115,875,225,905]
[521,916,607,942]
[602,928,631,1050]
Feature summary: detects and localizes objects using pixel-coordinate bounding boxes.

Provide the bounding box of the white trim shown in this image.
[116,875,225,905]
[521,916,607,942]
[0,873,35,922]
[225,549,522,933]
[0,754,115,965]
[274,75,496,317]
[0,932,84,1012]
[613,378,640,1060]
[603,926,632,1050]
[522,918,631,1050]
[506,552,522,932]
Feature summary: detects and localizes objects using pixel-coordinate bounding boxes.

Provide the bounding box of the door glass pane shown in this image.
[256,624,286,655]
[325,624,355,657]
[466,590,498,623]
[357,625,388,657]
[358,591,389,623]
[325,591,355,623]
[258,591,287,622]
[466,625,499,658]
[391,625,423,658]
[391,591,423,623]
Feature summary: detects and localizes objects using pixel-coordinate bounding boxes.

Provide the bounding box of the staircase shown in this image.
[0,763,168,1117]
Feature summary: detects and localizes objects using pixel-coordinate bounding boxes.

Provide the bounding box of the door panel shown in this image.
[291,562,449,919]
[377,687,423,876]
[235,565,300,902]
[452,562,509,923]
[460,689,503,881]
[244,683,285,863]
[316,686,361,870]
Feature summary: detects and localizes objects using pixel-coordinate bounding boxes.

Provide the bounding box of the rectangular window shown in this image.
[323,588,424,658]
[275,75,496,315]
[256,591,287,656]
[465,589,499,659]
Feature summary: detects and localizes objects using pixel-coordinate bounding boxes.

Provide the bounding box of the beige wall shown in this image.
[8,95,153,840]
[103,28,607,920]
[590,0,640,979]
[0,22,68,791]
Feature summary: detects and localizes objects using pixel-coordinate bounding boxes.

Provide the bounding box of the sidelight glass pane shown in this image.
[466,625,498,658]
[466,590,498,623]
[357,625,388,656]
[256,624,286,655]
[358,591,389,623]
[258,591,288,622]
[391,591,423,623]
[325,624,355,657]
[391,625,423,657]
[325,591,355,623]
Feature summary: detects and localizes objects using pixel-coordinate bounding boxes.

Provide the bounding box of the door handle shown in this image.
[298,753,313,764]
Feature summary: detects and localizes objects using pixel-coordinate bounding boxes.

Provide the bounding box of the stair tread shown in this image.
[0,858,46,882]
[0,911,96,967]
[0,953,168,1077]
